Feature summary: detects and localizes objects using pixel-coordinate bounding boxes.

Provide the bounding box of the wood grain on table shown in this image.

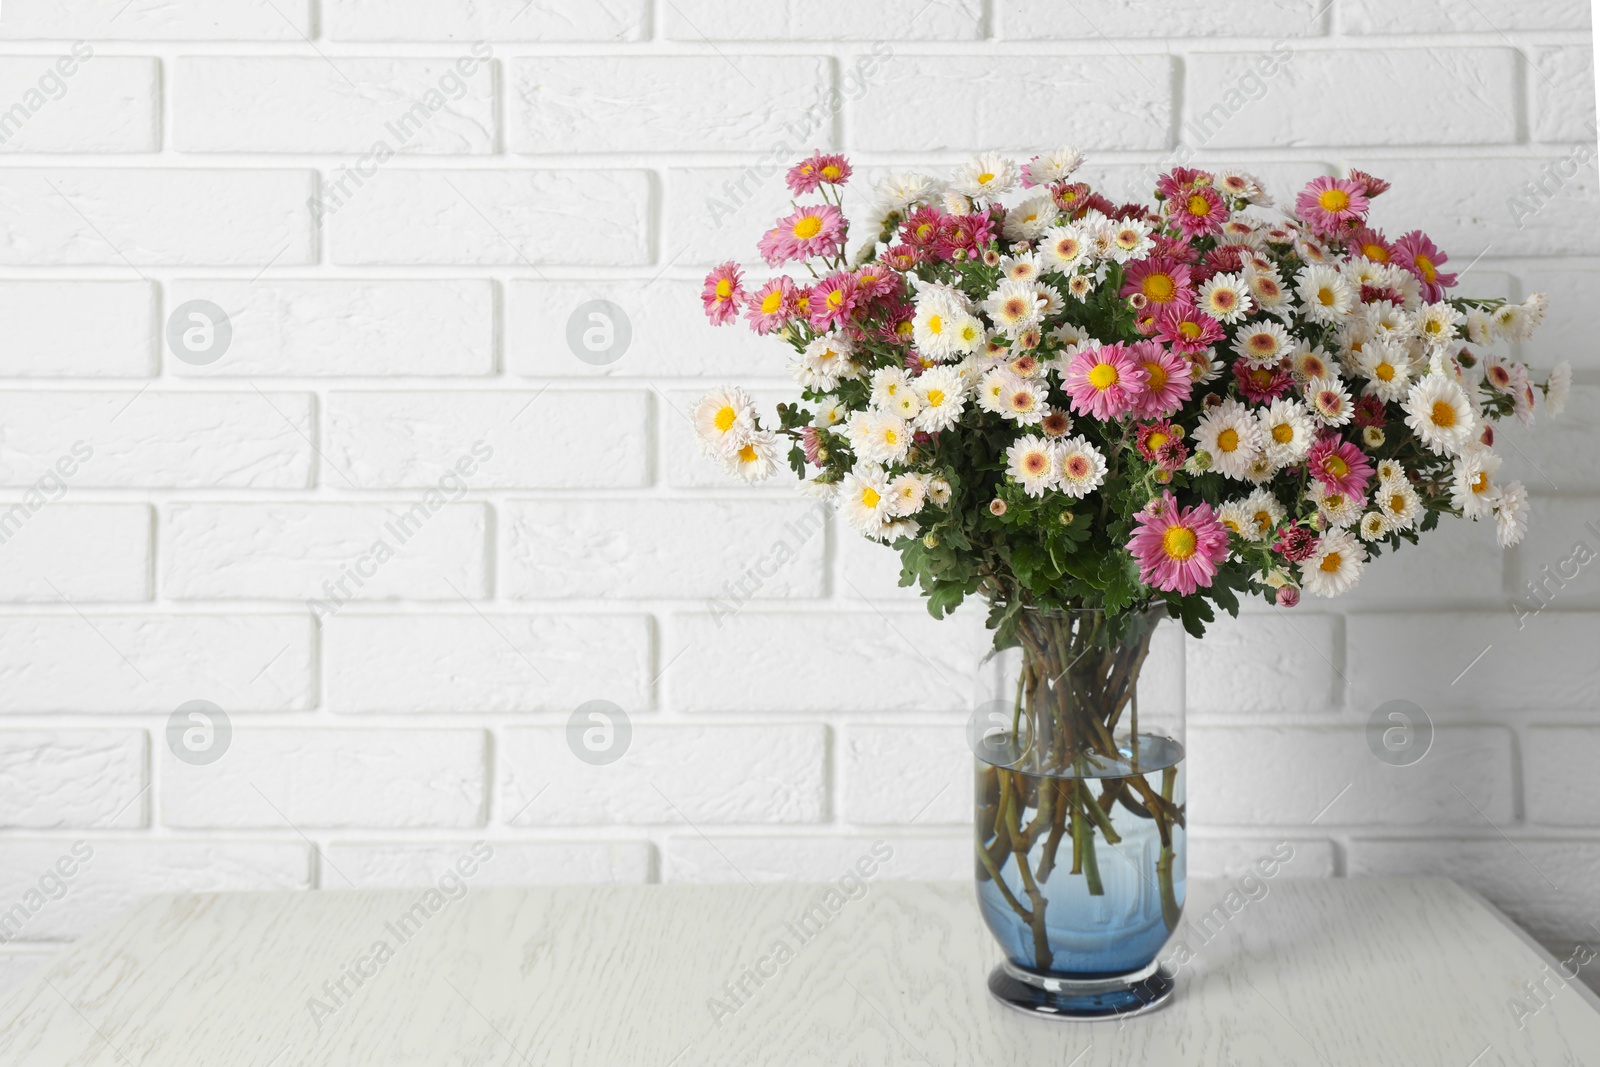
[1,878,1596,1065]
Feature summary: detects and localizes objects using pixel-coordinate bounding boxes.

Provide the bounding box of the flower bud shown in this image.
[922,532,940,548]
[989,498,1007,516]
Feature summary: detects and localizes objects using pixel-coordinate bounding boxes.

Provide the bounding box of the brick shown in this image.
[1187,726,1514,827]
[1526,727,1600,826]
[0,55,157,152]
[837,518,921,602]
[0,170,315,266]
[0,391,314,489]
[325,614,651,713]
[0,731,146,829]
[325,841,653,887]
[162,729,486,829]
[1186,611,1340,715]
[0,503,150,602]
[1347,839,1600,945]
[503,498,827,600]
[1340,515,1506,609]
[1512,497,1600,609]
[0,0,314,39]
[0,840,309,942]
[1350,155,1600,258]
[664,609,988,713]
[506,278,789,379]
[328,169,650,267]
[661,387,797,489]
[1497,385,1600,494]
[1186,49,1517,148]
[501,724,826,825]
[1000,0,1325,37]
[667,0,983,39]
[0,281,154,377]
[664,833,967,882]
[1518,267,1600,371]
[0,615,313,712]
[175,57,496,155]
[508,57,833,155]
[325,390,648,489]
[849,54,1173,152]
[1340,0,1590,33]
[1346,611,1600,712]
[664,167,812,270]
[1532,46,1597,145]
[840,724,969,825]
[162,502,487,602]
[165,279,494,378]
[324,0,649,41]
[1187,837,1337,880]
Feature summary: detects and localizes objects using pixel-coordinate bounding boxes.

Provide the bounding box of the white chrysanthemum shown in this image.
[1040,225,1087,273]
[873,172,944,214]
[1246,265,1290,313]
[870,366,912,411]
[1217,170,1269,204]
[1066,274,1094,300]
[886,473,927,517]
[1241,488,1285,542]
[840,465,892,536]
[1231,320,1293,368]
[794,334,854,392]
[1291,344,1336,382]
[1217,499,1252,539]
[1006,434,1057,497]
[1300,528,1366,597]
[927,476,952,506]
[1464,307,1494,346]
[865,411,913,464]
[1547,361,1572,417]
[910,288,969,361]
[1450,449,1501,519]
[812,395,846,427]
[889,389,922,420]
[952,152,1019,199]
[1415,302,1464,349]
[798,476,838,502]
[1055,436,1107,499]
[1493,481,1529,546]
[913,367,967,433]
[1491,302,1534,342]
[693,386,756,456]
[1002,194,1059,242]
[1376,264,1422,310]
[1404,373,1477,456]
[1310,479,1363,528]
[1197,271,1254,324]
[1341,256,1386,292]
[1376,477,1422,531]
[1365,300,1414,342]
[1256,398,1313,466]
[1243,452,1279,484]
[1000,252,1042,283]
[1109,218,1155,263]
[1296,265,1354,325]
[1195,398,1264,480]
[982,279,1045,338]
[725,429,780,483]
[1358,511,1391,541]
[1354,339,1413,403]
[1304,375,1354,427]
[1025,146,1085,184]
[976,368,1015,414]
[997,376,1047,426]
[941,189,972,216]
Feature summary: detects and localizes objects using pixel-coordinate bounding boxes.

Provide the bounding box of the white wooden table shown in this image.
[2,878,1597,1065]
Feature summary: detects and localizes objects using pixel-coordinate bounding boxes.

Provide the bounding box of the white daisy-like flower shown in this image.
[870,366,912,410]
[1245,265,1290,313]
[1296,265,1354,325]
[1546,361,1572,417]
[1362,426,1386,449]
[1024,146,1085,185]
[1066,273,1094,300]
[1040,225,1087,273]
[1197,272,1254,324]
[1220,218,1263,247]
[913,366,967,433]
[997,376,1047,425]
[1109,218,1156,262]
[693,386,756,456]
[1241,488,1286,542]
[1296,236,1332,265]
[1450,449,1501,519]
[1006,434,1058,497]
[999,252,1042,283]
[798,476,838,502]
[1492,481,1529,546]
[846,410,912,465]
[840,464,892,536]
[1243,452,1279,484]
[872,516,920,544]
[886,473,928,517]
[1375,264,1422,310]
[873,172,944,214]
[1491,302,1533,342]
[1291,344,1336,382]
[1055,436,1107,498]
[982,279,1045,338]
[1304,375,1355,427]
[952,152,1019,200]
[725,429,780,483]
[927,476,953,506]
[1217,170,1268,203]
[1404,373,1477,455]
[889,389,922,420]
[1415,302,1464,349]
[1354,339,1413,403]
[812,395,846,427]
[1358,511,1390,541]
[1310,480,1363,528]
[1376,477,1422,531]
[1002,194,1059,242]
[1341,256,1386,292]
[1194,398,1264,480]
[1300,528,1366,597]
[1365,300,1414,342]
[794,334,854,392]
[1464,307,1494,345]
[1376,459,1404,483]
[1186,348,1224,386]
[1217,499,1252,538]
[1231,320,1293,368]
[976,368,1015,414]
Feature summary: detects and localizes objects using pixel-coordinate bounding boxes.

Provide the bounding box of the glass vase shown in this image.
[971,606,1185,1019]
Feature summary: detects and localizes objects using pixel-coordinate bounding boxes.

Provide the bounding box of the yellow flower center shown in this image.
[1415,254,1437,282]
[826,289,845,310]
[1088,363,1119,390]
[978,171,995,184]
[1187,194,1211,217]
[1272,423,1294,444]
[1222,518,1241,533]
[1162,525,1198,560]
[1142,274,1176,302]
[926,388,944,407]
[1389,493,1405,512]
[861,486,880,508]
[737,445,757,463]
[1320,551,1343,573]
[1317,286,1337,307]
[715,278,733,299]
[1430,399,1457,428]
[883,428,898,445]
[1318,188,1351,212]
[1362,242,1388,262]
[1471,471,1490,494]
[1375,361,1394,382]
[1143,362,1167,390]
[1147,431,1169,452]
[1253,510,1272,531]
[821,164,841,180]
[926,314,943,335]
[1178,321,1201,341]
[714,406,737,432]
[760,290,783,314]
[792,215,823,239]
[1324,455,1349,478]
[1216,428,1239,452]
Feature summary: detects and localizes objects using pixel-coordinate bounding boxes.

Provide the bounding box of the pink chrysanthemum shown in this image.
[1232,359,1293,403]
[1274,524,1318,563]
[1063,343,1148,421]
[1276,586,1301,608]
[1171,185,1228,237]
[1307,433,1374,504]
[901,206,947,255]
[942,210,995,258]
[1155,167,1213,202]
[1391,230,1458,302]
[1135,420,1181,462]
[1127,491,1229,595]
[1152,302,1224,353]
[1128,341,1193,419]
[757,204,844,266]
[744,276,796,335]
[852,262,899,301]
[1347,168,1391,199]
[701,261,745,325]
[1346,226,1393,264]
[1295,176,1369,237]
[1121,257,1194,308]
[785,151,851,196]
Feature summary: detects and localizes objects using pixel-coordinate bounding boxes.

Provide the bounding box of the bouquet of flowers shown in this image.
[692,148,1569,645]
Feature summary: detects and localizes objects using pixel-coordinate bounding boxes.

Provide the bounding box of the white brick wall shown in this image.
[0,0,1595,996]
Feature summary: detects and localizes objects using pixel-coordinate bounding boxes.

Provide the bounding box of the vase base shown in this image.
[986,960,1176,1020]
